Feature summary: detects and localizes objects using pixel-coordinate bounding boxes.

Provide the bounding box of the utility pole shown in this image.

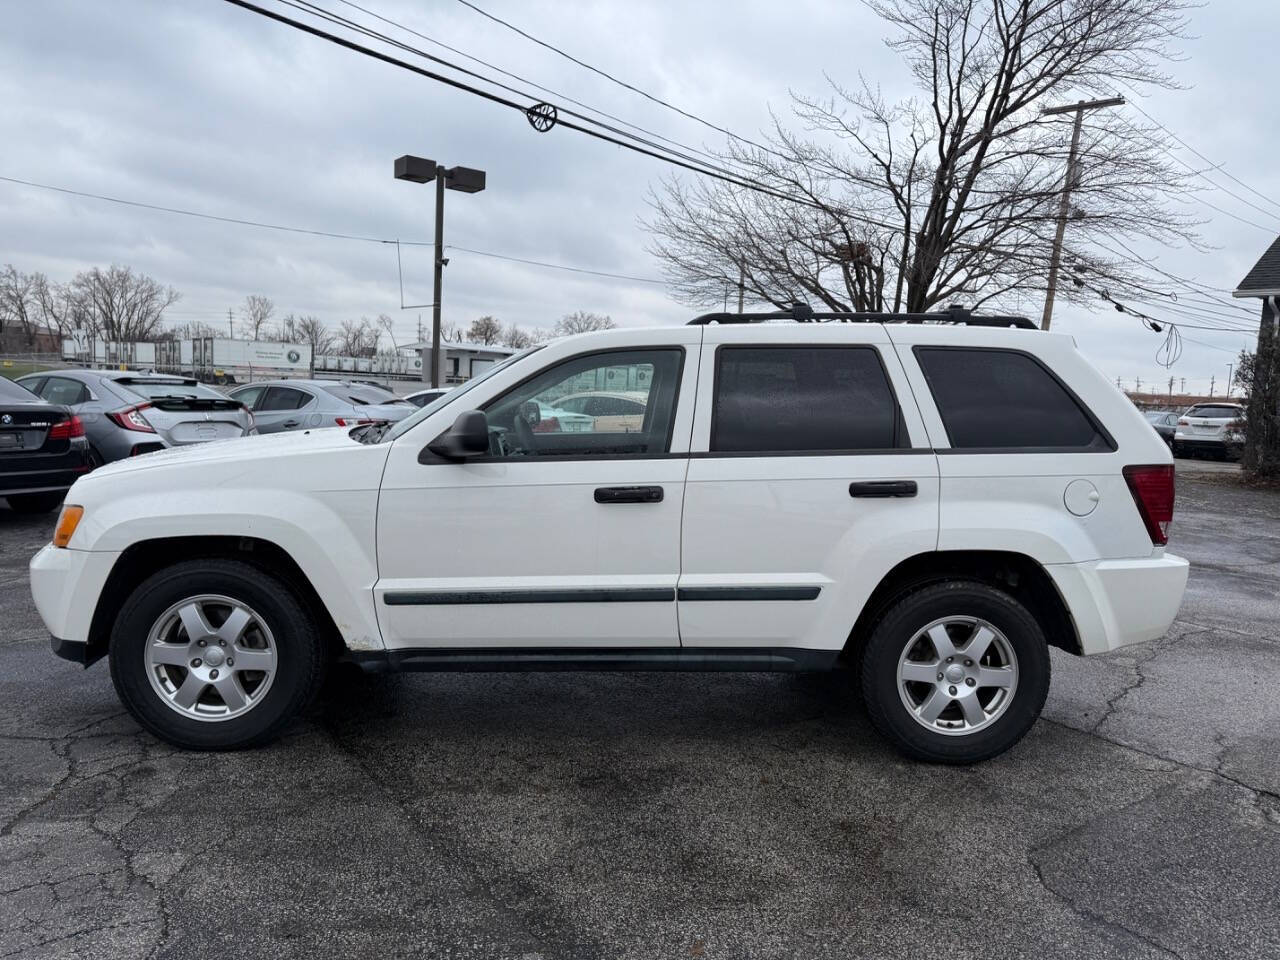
[1039,97,1126,330]
[227,308,234,339]
[1180,377,1186,393]
[1136,376,1142,392]
[1115,376,1122,390]
[1209,375,1215,398]
[1168,375,1175,397]
[1226,362,1234,398]
[737,263,745,314]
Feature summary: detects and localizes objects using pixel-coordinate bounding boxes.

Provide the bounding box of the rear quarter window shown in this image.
[914,347,1112,451]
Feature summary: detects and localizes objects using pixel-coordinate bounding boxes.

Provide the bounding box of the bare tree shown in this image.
[0,265,42,347]
[555,311,617,336]
[336,318,380,357]
[647,0,1196,315]
[468,315,502,345]
[167,320,227,339]
[33,274,87,338]
[69,265,180,341]
[501,323,536,349]
[295,315,335,355]
[241,294,274,340]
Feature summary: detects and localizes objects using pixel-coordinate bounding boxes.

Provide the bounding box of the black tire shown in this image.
[1171,441,1184,458]
[860,580,1050,764]
[109,558,326,750]
[6,491,66,513]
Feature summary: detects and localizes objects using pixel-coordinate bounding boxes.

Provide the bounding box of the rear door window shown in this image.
[38,377,90,406]
[260,387,312,411]
[711,346,904,453]
[914,347,1111,451]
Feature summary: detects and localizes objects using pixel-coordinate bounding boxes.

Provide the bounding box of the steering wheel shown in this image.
[513,413,537,455]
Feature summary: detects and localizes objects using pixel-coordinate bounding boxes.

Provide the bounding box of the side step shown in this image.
[348,647,842,674]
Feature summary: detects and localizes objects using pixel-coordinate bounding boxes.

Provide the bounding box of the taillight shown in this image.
[48,415,85,440]
[107,403,156,433]
[1123,464,1174,546]
[1176,419,1189,426]
[334,417,375,427]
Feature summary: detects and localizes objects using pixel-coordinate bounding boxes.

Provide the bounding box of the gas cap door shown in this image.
[1064,479,1100,517]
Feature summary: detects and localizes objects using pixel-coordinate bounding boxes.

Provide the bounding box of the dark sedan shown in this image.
[1144,410,1179,446]
[0,376,94,513]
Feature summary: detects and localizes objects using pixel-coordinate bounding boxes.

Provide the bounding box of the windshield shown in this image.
[380,346,544,442]
[321,383,404,406]
[118,380,225,400]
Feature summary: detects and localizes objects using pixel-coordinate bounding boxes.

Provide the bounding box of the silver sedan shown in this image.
[227,379,415,434]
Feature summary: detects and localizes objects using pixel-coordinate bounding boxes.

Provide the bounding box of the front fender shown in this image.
[76,487,384,652]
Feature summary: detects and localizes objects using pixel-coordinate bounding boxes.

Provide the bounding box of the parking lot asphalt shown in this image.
[1,474,1277,960]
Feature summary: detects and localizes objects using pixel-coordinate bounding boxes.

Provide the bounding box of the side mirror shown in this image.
[519,400,541,426]
[424,410,490,461]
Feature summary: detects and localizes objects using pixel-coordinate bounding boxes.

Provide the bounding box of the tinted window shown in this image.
[118,380,223,400]
[0,377,38,401]
[260,387,312,411]
[484,349,682,458]
[1186,405,1241,419]
[915,348,1108,450]
[39,377,90,406]
[712,347,902,453]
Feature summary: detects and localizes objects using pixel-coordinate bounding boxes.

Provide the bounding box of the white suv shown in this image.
[29,307,1188,763]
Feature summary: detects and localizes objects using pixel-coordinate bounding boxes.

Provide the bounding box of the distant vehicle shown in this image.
[1143,410,1179,446]
[553,391,649,432]
[0,376,93,513]
[18,371,254,464]
[532,400,594,433]
[405,387,452,408]
[1172,402,1246,459]
[227,379,414,434]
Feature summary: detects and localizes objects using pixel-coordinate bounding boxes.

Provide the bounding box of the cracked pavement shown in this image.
[1,466,1277,959]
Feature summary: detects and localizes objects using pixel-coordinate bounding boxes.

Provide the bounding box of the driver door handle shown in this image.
[849,480,918,498]
[595,485,664,504]
[283,420,300,428]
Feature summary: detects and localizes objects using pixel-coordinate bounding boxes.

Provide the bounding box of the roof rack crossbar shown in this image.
[688,302,1037,329]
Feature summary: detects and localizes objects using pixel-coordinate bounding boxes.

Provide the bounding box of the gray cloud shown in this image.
[1,0,1274,392]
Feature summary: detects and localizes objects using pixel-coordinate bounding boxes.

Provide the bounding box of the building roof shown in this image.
[1233,234,1280,297]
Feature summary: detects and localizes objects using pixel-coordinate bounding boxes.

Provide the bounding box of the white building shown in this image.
[399,340,519,384]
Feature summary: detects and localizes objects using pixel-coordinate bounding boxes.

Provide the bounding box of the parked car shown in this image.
[553,391,649,432]
[1143,410,1179,446]
[405,387,452,408]
[32,307,1188,763]
[17,370,254,463]
[0,376,93,513]
[1172,402,1246,459]
[227,379,413,434]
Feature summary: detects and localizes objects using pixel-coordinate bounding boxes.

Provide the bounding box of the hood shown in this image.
[87,426,363,480]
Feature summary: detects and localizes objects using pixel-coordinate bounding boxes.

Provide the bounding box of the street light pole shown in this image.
[1039,96,1125,331]
[395,155,486,388]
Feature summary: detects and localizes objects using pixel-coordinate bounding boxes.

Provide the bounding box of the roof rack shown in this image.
[688,302,1038,330]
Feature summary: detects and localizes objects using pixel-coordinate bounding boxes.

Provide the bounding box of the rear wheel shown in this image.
[860,580,1050,764]
[109,559,325,749]
[6,492,65,513]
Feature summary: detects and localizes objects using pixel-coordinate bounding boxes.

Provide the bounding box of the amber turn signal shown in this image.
[53,505,84,548]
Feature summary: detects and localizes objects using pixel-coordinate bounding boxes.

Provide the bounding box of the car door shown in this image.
[375,329,701,650]
[252,386,314,433]
[678,323,940,652]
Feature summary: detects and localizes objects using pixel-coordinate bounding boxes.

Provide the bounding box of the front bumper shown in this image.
[30,544,120,660]
[1047,553,1190,655]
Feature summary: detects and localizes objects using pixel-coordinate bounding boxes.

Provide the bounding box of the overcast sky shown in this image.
[2,0,1276,394]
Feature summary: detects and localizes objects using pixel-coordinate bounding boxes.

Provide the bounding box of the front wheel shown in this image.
[109,559,326,749]
[860,580,1050,764]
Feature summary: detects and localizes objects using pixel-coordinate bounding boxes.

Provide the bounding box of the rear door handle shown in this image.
[849,480,918,498]
[595,485,664,504]
[283,420,300,428]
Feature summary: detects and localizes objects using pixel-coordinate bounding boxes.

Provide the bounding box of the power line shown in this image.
[330,0,736,175]
[223,0,876,223]
[0,174,669,287]
[452,0,786,162]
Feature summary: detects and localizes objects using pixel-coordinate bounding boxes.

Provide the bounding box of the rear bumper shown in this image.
[0,453,94,495]
[1047,553,1190,655]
